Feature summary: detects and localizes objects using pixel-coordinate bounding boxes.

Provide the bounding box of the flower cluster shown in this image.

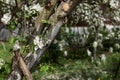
[109,0,119,9]
[93,41,98,48]
[87,49,92,56]
[72,1,104,27]
[109,47,113,53]
[58,39,69,57]
[34,36,44,49]
[33,36,51,50]
[1,12,11,24]
[101,54,106,62]
[5,0,15,5]
[13,40,21,51]
[64,51,68,57]
[115,43,120,49]
[102,0,109,3]
[25,3,43,14]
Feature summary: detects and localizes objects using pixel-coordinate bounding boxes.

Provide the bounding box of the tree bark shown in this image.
[7,0,82,80]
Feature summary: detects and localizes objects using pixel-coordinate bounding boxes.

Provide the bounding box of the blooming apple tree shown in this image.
[0,0,120,79]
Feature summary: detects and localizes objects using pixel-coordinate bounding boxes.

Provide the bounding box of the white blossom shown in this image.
[25,5,28,11]
[33,36,44,49]
[118,34,120,39]
[13,40,21,51]
[34,36,50,49]
[29,3,43,12]
[59,43,63,47]
[84,16,89,20]
[60,47,63,51]
[37,41,44,49]
[115,43,120,49]
[93,41,98,48]
[100,20,104,27]
[5,0,15,5]
[5,0,10,4]
[65,28,69,33]
[107,34,111,37]
[98,33,103,37]
[34,36,40,45]
[87,77,92,80]
[59,43,63,51]
[1,12,11,24]
[109,47,113,53]
[64,51,68,57]
[102,0,109,3]
[101,54,106,62]
[15,71,21,80]
[110,0,119,8]
[105,37,109,40]
[87,49,92,56]
[95,13,99,18]
[114,16,120,21]
[46,39,51,44]
[110,32,115,37]
[34,46,38,51]
[91,57,94,62]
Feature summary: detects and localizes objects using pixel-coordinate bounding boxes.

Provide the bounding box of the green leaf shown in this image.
[9,37,15,44]
[5,64,10,74]
[41,20,51,24]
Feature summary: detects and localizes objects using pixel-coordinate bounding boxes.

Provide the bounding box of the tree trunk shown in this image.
[7,0,82,80]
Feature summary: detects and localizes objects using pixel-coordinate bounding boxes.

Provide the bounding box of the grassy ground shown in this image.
[0,42,120,80]
[0,42,13,79]
[32,53,120,80]
[0,42,13,62]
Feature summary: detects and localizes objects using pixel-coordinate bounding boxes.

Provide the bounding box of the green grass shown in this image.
[0,42,120,80]
[0,42,13,63]
[32,53,120,80]
[0,42,13,79]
